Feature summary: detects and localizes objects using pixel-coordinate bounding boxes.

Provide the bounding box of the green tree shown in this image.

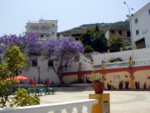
[80,25,108,53]
[0,63,17,108]
[80,29,93,46]
[4,45,27,76]
[0,46,27,108]
[92,30,108,52]
[84,45,94,53]
[10,88,40,107]
[0,79,14,108]
[108,35,125,52]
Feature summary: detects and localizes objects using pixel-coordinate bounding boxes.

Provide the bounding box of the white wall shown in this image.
[131,3,150,48]
[92,48,150,65]
[26,19,58,40]
[22,57,60,84]
[105,30,109,39]
[22,48,150,84]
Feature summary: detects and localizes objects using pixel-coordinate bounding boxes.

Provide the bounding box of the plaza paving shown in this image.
[40,90,150,113]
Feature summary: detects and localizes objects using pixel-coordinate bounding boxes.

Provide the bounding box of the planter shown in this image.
[92,82,104,94]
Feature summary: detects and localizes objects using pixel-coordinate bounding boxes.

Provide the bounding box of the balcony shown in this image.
[94,59,150,70]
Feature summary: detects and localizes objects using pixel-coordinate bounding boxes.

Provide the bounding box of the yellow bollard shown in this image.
[89,94,110,113]
[130,76,134,89]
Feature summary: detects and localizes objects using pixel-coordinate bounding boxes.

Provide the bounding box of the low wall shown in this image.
[0,99,98,113]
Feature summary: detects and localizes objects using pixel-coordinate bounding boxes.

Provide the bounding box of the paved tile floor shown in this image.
[40,90,150,113]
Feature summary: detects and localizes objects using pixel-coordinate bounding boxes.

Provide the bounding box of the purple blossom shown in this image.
[41,37,83,82]
[0,33,39,57]
[42,38,58,57]
[42,37,83,60]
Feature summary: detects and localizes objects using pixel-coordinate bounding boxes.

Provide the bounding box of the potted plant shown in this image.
[125,81,129,89]
[119,81,124,89]
[135,81,140,89]
[88,72,104,94]
[143,82,147,89]
[107,83,112,90]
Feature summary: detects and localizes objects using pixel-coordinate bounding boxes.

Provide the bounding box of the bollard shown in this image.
[89,94,110,113]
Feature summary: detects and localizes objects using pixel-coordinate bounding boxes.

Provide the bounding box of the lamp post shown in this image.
[124,2,135,89]
[38,66,40,84]
[123,2,134,56]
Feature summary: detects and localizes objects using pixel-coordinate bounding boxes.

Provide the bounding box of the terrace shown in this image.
[1,91,150,113]
[94,58,150,70]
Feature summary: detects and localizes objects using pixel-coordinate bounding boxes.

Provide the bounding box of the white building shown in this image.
[23,19,59,84]
[26,19,58,41]
[130,3,150,49]
[105,28,131,49]
[24,19,92,85]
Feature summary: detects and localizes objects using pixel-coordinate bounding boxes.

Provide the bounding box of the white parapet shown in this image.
[93,59,150,70]
[0,99,98,113]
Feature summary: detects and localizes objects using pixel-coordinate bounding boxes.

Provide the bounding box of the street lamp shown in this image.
[123,1,134,57]
[37,66,40,84]
[124,2,135,89]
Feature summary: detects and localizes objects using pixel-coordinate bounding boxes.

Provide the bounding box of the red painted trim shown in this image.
[61,66,150,78]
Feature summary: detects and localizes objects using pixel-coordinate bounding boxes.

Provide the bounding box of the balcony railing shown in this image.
[94,59,150,70]
[0,99,97,113]
[62,59,150,72]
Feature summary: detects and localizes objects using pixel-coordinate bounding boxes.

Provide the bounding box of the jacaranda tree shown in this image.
[0,33,39,58]
[0,34,83,84]
[42,38,83,83]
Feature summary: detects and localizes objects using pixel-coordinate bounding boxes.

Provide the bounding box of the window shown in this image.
[118,31,122,35]
[135,18,138,24]
[135,38,145,49]
[46,34,50,37]
[114,75,120,83]
[41,26,49,30]
[74,55,80,62]
[111,30,115,34]
[127,31,131,37]
[149,9,150,15]
[75,37,79,41]
[30,26,39,30]
[136,30,139,35]
[32,60,37,66]
[52,31,55,35]
[48,60,53,67]
[40,34,44,38]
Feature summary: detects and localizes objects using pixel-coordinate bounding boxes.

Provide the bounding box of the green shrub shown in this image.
[84,45,94,53]
[11,88,40,107]
[0,80,13,108]
[109,57,123,62]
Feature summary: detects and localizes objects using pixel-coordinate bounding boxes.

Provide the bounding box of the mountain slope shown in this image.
[58,21,129,36]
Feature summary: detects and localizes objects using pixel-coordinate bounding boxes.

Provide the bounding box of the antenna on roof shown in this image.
[40,15,43,20]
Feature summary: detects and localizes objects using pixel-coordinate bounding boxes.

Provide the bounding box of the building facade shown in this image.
[23,19,59,84]
[26,19,58,41]
[62,48,150,89]
[23,18,150,88]
[130,3,150,49]
[105,28,131,49]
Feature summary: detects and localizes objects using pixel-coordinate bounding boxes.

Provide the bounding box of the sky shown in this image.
[0,0,149,35]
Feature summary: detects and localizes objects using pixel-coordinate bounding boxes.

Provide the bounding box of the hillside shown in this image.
[58,21,129,36]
